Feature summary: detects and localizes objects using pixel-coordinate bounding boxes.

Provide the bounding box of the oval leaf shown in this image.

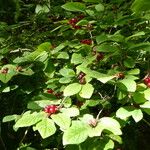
[62,2,86,12]
[99,117,122,135]
[79,83,94,99]
[51,113,71,130]
[15,112,44,128]
[63,121,88,145]
[118,79,136,92]
[35,118,56,139]
[64,83,82,96]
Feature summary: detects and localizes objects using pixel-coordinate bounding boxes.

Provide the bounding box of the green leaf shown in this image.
[118,79,136,92]
[64,83,82,96]
[131,109,143,122]
[51,113,71,130]
[143,109,150,115]
[140,101,150,108]
[59,77,72,84]
[95,44,119,52]
[99,137,114,150]
[52,42,68,54]
[99,117,122,135]
[96,34,108,44]
[59,68,75,77]
[144,89,150,101]
[25,42,51,60]
[71,53,83,65]
[62,2,86,12]
[116,107,143,122]
[63,121,88,145]
[107,134,122,144]
[0,65,17,83]
[97,75,115,84]
[133,92,146,104]
[79,83,94,99]
[126,31,145,41]
[44,59,55,77]
[37,42,52,51]
[131,0,150,13]
[61,107,80,117]
[76,20,89,26]
[3,115,18,123]
[35,4,49,14]
[15,112,44,127]
[127,69,140,75]
[95,4,104,12]
[35,51,48,62]
[129,42,150,50]
[35,118,56,139]
[57,52,69,59]
[116,107,133,120]
[77,66,114,83]
[87,122,104,137]
[123,57,135,68]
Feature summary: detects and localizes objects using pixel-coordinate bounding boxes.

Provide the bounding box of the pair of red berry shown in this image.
[143,76,150,87]
[78,72,86,84]
[44,105,58,115]
[47,89,63,98]
[68,18,81,29]
[92,50,104,61]
[80,39,92,45]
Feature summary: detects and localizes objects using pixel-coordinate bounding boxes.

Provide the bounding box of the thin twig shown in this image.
[143,119,150,127]
[96,109,103,120]
[19,127,29,146]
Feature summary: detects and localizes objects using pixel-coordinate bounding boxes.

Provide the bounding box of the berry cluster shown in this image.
[143,76,150,88]
[80,39,92,45]
[68,18,81,29]
[44,105,58,115]
[78,72,86,84]
[1,68,9,74]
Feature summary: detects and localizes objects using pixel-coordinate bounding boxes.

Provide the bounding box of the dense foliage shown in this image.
[1,0,150,149]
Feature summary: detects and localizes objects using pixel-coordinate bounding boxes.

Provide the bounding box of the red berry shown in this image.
[79,77,86,84]
[72,25,81,29]
[143,77,150,85]
[1,68,8,74]
[47,89,54,94]
[96,52,104,61]
[44,105,58,114]
[117,72,125,79]
[78,72,86,80]
[69,18,78,25]
[80,39,92,45]
[147,82,150,88]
